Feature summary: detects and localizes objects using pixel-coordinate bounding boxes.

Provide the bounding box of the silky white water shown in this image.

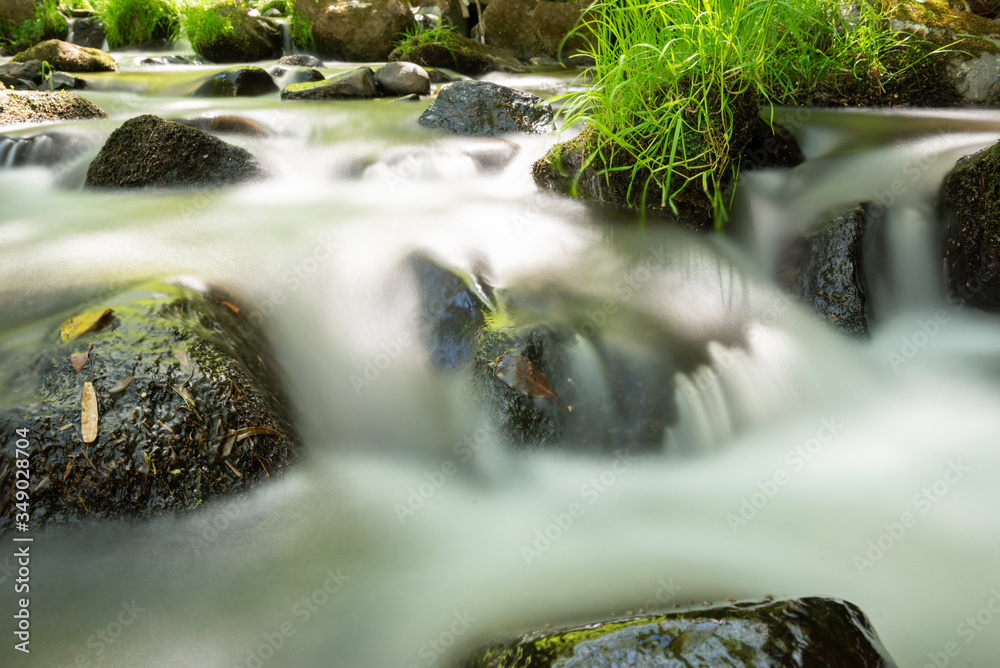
[2,55,1000,668]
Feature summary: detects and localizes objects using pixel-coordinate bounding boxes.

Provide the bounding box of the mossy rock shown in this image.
[193,66,279,97]
[191,4,283,63]
[84,114,266,189]
[460,597,898,667]
[0,90,108,127]
[12,39,117,73]
[943,140,1000,310]
[388,32,529,76]
[0,282,299,532]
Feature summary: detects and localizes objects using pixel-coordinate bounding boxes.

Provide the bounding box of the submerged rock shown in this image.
[11,39,117,73]
[295,0,416,61]
[193,67,279,97]
[459,597,898,667]
[0,282,299,532]
[418,81,554,137]
[0,90,108,127]
[388,31,529,76]
[374,61,430,97]
[778,205,871,339]
[173,115,271,138]
[280,66,377,100]
[191,4,283,63]
[84,115,265,189]
[943,140,1000,310]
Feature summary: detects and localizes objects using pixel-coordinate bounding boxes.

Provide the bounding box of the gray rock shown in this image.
[277,53,325,68]
[0,59,46,86]
[193,67,279,97]
[70,16,106,50]
[418,81,554,136]
[41,72,87,91]
[11,39,117,73]
[270,66,325,85]
[280,66,377,100]
[296,0,415,61]
[375,61,431,97]
[0,90,107,127]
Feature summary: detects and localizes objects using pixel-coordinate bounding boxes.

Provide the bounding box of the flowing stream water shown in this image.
[3,52,1000,668]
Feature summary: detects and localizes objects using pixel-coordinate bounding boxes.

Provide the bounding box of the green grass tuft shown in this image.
[96,0,181,49]
[0,0,67,56]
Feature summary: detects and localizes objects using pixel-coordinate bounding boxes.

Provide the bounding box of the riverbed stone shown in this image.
[84,114,265,189]
[0,90,108,126]
[11,39,117,73]
[388,31,529,75]
[943,140,1000,310]
[481,0,593,62]
[0,59,45,88]
[193,67,279,97]
[71,16,106,50]
[280,66,377,100]
[374,61,430,96]
[418,81,553,136]
[277,53,325,68]
[191,4,283,63]
[293,0,416,61]
[778,205,871,339]
[459,597,898,667]
[0,281,299,532]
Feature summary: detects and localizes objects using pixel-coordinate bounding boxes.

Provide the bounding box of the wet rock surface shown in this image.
[11,39,118,73]
[374,61,431,97]
[271,66,325,85]
[0,90,108,126]
[277,53,325,68]
[388,32,529,76]
[481,0,593,62]
[193,66,279,97]
[419,81,554,137]
[84,114,265,189]
[943,140,1000,309]
[778,205,871,339]
[281,66,377,100]
[192,4,283,63]
[295,0,416,61]
[70,16,107,50]
[460,597,898,667]
[0,282,299,532]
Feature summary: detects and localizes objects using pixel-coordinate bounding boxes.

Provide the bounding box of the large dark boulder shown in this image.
[11,39,117,72]
[778,205,871,339]
[418,81,554,136]
[84,115,265,189]
[0,90,108,126]
[943,140,1000,309]
[389,30,529,75]
[481,0,593,62]
[0,282,298,532]
[70,16,106,49]
[193,67,279,97]
[189,4,283,63]
[293,0,415,61]
[280,66,377,100]
[460,597,898,667]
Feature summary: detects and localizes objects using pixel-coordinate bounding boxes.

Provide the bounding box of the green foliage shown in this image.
[96,0,181,49]
[0,0,67,56]
[289,7,313,52]
[181,3,232,50]
[393,24,460,58]
[555,0,931,227]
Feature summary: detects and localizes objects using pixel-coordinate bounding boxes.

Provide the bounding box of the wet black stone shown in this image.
[742,120,805,171]
[0,282,299,532]
[778,205,871,339]
[418,81,554,137]
[460,597,898,667]
[193,67,278,97]
[0,59,45,86]
[70,17,106,50]
[84,114,266,189]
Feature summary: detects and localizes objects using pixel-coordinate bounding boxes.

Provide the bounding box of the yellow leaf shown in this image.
[61,309,113,343]
[82,381,98,443]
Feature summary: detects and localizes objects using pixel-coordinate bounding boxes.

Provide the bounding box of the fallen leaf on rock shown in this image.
[109,374,133,394]
[221,300,240,313]
[82,381,98,443]
[70,351,89,373]
[173,349,191,367]
[61,308,113,343]
[488,354,558,402]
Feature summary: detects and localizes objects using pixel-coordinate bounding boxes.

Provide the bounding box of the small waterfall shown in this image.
[275,19,291,56]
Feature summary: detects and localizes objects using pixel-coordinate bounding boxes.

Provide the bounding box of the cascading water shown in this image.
[3,51,1000,668]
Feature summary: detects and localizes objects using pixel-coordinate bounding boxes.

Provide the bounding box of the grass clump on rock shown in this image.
[95,0,181,48]
[0,0,68,56]
[550,0,942,228]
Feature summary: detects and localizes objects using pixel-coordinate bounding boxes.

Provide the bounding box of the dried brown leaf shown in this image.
[70,351,89,373]
[109,374,133,394]
[81,381,98,443]
[489,355,558,402]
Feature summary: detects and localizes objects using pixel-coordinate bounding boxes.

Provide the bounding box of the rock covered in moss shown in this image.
[460,597,898,667]
[778,205,871,339]
[294,0,416,61]
[419,81,554,137]
[280,66,377,100]
[388,31,529,75]
[943,140,1000,310]
[481,0,593,62]
[193,66,279,97]
[84,114,266,189]
[0,90,108,126]
[0,282,298,532]
[12,39,117,73]
[191,3,283,63]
